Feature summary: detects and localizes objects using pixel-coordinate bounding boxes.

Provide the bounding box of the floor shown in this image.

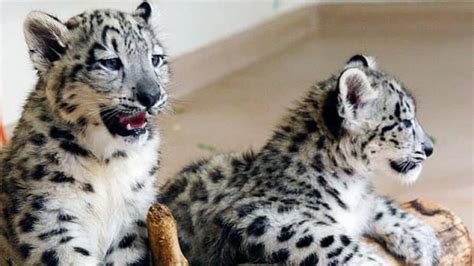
[157,19,474,232]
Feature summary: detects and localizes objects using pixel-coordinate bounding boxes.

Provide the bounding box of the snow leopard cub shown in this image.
[1,2,169,265]
[160,55,442,265]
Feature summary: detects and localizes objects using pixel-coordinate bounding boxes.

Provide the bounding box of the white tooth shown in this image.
[126,123,132,130]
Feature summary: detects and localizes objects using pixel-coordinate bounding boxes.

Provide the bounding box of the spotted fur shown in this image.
[161,55,441,265]
[1,2,168,265]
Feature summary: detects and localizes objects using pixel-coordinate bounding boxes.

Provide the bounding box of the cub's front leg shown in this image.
[369,196,442,266]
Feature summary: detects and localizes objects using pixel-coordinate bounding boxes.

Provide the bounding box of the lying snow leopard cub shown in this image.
[160,55,442,265]
[0,2,168,265]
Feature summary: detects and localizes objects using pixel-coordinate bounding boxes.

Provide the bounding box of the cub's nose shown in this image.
[423,144,433,157]
[136,91,160,109]
[422,136,434,157]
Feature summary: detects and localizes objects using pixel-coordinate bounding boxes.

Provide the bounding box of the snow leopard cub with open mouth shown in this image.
[1,2,169,265]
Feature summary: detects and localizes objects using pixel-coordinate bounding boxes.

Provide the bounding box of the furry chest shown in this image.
[331,199,372,237]
[308,174,374,237]
[329,180,374,237]
[63,150,158,252]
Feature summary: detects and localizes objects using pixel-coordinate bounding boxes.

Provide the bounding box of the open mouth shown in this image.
[100,110,148,137]
[390,160,419,174]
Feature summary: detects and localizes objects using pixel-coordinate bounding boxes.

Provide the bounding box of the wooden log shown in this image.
[147,204,189,266]
[147,199,472,265]
[366,199,472,265]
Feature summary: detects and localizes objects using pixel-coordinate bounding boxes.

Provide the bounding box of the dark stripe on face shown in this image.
[101,25,121,43]
[394,103,401,119]
[389,83,396,91]
[86,42,106,65]
[380,122,398,136]
[111,38,118,52]
[403,100,411,113]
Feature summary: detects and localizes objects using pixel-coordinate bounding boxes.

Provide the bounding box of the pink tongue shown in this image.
[129,112,146,127]
[119,112,146,128]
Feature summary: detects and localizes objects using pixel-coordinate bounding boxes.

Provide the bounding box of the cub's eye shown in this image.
[99,58,121,71]
[152,54,165,67]
[401,119,412,127]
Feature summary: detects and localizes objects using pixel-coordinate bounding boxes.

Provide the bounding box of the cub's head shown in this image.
[23,2,169,143]
[335,55,433,183]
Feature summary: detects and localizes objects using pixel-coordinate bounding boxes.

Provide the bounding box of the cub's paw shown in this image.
[396,225,442,266]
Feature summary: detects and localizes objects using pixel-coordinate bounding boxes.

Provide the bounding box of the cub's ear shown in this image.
[345,54,377,70]
[134,1,152,23]
[23,11,69,74]
[337,68,377,132]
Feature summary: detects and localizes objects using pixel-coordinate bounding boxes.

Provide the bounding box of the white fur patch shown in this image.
[51,129,160,257]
